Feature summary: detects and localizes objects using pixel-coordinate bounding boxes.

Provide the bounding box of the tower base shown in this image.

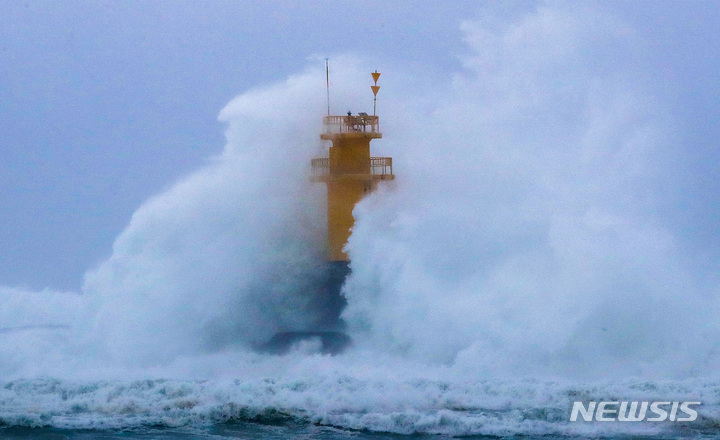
[258,331,351,355]
[256,261,351,355]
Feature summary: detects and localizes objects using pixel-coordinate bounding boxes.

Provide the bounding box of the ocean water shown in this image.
[4,5,720,440]
[0,425,423,440]
[1,376,719,438]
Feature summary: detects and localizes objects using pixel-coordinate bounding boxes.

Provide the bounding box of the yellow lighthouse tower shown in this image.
[258,71,393,354]
[311,71,394,261]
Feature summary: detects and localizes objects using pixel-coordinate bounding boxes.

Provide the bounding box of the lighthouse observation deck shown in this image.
[321,113,382,136]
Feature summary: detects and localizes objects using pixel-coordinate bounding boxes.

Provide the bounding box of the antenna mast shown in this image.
[326,59,330,116]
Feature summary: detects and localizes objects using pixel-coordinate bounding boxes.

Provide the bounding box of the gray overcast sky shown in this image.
[1,1,719,290]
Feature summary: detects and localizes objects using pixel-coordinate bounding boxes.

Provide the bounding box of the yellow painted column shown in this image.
[326,134,372,261]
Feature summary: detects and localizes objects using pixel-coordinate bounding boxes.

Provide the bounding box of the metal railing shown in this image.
[369,157,393,176]
[311,158,329,174]
[311,157,393,177]
[323,114,379,134]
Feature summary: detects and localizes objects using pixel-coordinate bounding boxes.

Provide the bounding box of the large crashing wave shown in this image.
[76,63,370,368]
[343,5,720,377]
